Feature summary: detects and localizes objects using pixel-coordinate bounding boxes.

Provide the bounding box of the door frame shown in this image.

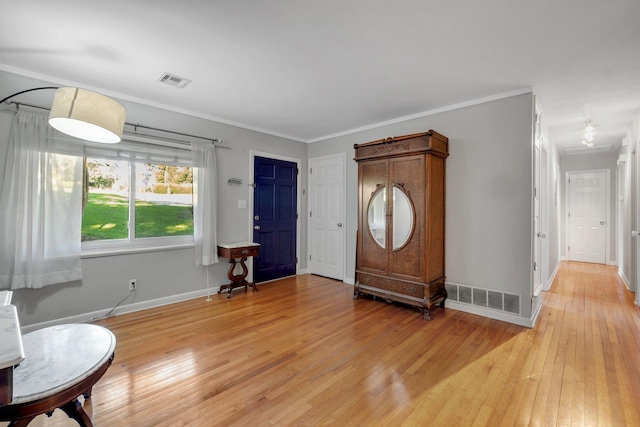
[307,153,347,281]
[249,150,302,276]
[564,168,611,265]
[634,138,640,300]
[540,144,549,291]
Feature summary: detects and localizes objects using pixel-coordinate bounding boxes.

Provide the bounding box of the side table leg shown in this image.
[8,416,36,427]
[83,386,93,399]
[59,398,93,427]
[220,257,253,298]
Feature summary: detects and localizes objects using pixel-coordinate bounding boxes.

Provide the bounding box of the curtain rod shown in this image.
[2,100,232,149]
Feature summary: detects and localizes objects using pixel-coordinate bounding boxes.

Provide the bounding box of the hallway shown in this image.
[530,261,640,425]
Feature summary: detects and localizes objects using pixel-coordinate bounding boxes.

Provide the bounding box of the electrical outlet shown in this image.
[128,279,137,291]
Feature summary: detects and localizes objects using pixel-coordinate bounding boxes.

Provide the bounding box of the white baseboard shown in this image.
[618,268,631,291]
[445,301,536,328]
[20,287,218,334]
[343,277,355,285]
[545,262,561,291]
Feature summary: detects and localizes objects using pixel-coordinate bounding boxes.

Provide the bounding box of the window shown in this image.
[81,139,196,253]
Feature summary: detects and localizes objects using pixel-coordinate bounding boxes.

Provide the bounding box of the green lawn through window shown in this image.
[82,193,194,241]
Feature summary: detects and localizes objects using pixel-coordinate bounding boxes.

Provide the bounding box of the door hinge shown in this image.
[534,187,537,198]
[309,167,312,174]
[533,261,537,271]
[297,168,299,175]
[309,255,311,261]
[296,257,299,264]
[568,246,570,252]
[310,211,312,218]
[296,212,299,219]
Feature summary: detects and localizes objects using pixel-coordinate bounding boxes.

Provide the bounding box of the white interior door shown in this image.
[308,154,345,280]
[568,171,607,264]
[635,139,640,299]
[533,142,542,296]
[540,145,549,290]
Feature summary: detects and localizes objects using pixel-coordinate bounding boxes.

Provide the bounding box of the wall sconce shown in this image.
[1,86,126,143]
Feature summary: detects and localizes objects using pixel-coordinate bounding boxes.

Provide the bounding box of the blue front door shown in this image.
[253,156,297,283]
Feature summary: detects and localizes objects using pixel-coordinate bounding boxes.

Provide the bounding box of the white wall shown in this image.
[309,93,537,320]
[535,108,562,290]
[0,70,309,327]
[616,111,640,295]
[547,148,562,286]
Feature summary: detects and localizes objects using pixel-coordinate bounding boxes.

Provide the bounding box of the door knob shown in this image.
[600,221,605,225]
[254,225,261,230]
[337,223,343,228]
[632,231,640,237]
[254,215,260,220]
[537,232,546,238]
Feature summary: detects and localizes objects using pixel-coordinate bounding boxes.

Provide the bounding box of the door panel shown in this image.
[253,157,297,282]
[389,155,424,283]
[357,159,389,276]
[569,172,606,264]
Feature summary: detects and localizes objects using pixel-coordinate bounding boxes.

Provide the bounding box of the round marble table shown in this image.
[0,324,116,427]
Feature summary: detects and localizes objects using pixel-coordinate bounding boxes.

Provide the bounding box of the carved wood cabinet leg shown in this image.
[59,398,93,427]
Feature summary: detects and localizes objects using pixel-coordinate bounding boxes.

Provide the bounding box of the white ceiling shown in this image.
[1,0,640,152]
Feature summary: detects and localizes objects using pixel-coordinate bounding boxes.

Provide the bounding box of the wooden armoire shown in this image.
[354,130,449,320]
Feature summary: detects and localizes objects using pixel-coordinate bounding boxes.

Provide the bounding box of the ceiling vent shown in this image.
[157,72,192,89]
[565,145,612,155]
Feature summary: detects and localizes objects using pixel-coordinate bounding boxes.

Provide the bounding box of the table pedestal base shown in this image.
[218,257,258,299]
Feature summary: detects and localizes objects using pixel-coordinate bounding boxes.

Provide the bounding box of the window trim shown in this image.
[81,236,195,258]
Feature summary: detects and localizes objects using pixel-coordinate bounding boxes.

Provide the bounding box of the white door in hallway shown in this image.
[308,154,345,280]
[568,171,607,264]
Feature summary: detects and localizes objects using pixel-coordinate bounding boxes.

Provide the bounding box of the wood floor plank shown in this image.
[3,262,640,426]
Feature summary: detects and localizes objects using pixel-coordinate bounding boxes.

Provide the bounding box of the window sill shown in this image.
[81,243,195,259]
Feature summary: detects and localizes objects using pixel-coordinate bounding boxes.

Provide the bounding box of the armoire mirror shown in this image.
[367,187,386,248]
[393,186,414,249]
[367,186,415,250]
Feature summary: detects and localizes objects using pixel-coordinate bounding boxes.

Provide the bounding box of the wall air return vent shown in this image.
[445,282,521,316]
[157,72,192,89]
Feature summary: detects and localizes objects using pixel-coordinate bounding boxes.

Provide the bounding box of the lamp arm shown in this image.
[0,86,59,105]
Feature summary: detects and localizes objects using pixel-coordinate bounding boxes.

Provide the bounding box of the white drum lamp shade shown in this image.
[48,87,126,143]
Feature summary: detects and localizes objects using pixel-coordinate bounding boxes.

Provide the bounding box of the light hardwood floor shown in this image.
[6,261,640,426]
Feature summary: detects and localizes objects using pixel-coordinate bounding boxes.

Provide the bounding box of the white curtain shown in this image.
[0,113,84,289]
[191,141,218,266]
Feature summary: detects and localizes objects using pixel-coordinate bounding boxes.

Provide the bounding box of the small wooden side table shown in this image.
[217,242,260,299]
[0,323,116,427]
[0,302,24,407]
